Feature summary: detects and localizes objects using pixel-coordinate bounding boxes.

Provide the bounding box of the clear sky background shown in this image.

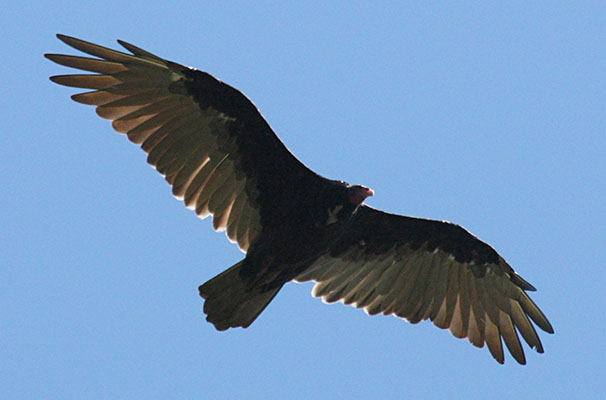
[2,1,605,399]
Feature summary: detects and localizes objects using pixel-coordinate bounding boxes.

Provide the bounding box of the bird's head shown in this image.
[347,185,374,205]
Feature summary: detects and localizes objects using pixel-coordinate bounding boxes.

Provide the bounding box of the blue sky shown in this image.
[2,1,605,398]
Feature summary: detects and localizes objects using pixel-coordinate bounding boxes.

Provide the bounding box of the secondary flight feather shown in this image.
[46,34,553,364]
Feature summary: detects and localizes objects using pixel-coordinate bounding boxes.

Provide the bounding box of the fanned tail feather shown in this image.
[199,261,281,330]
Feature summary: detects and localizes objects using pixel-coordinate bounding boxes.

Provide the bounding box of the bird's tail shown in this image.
[198,260,281,331]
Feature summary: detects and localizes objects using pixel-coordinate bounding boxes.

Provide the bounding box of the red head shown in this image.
[347,185,374,205]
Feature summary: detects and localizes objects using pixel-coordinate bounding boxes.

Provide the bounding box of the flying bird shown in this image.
[46,34,553,364]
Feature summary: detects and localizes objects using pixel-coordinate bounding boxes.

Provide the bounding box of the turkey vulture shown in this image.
[46,34,553,364]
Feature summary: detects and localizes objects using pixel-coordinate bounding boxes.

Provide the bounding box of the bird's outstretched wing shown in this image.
[46,35,322,252]
[296,205,553,364]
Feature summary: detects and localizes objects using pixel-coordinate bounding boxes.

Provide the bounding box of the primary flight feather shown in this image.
[46,34,553,364]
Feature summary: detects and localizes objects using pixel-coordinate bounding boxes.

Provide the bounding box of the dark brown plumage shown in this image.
[46,34,553,364]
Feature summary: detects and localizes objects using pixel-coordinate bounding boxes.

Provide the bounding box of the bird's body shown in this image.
[46,35,553,364]
[201,181,372,330]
